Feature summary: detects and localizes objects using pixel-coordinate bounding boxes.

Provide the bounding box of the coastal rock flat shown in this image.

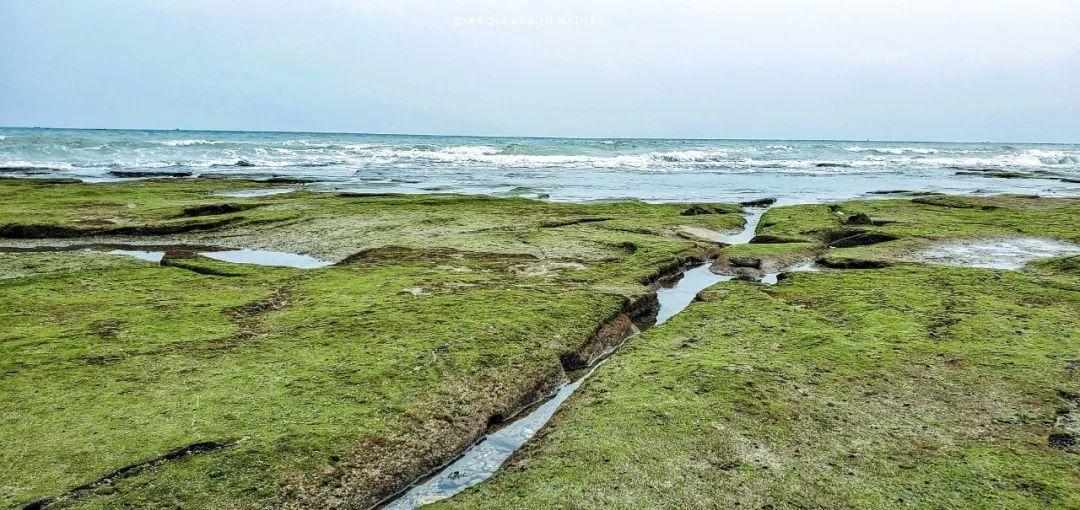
[0,179,742,508]
[718,194,1079,272]
[433,196,1080,509]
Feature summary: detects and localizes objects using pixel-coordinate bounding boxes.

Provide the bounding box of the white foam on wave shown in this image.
[16,146,1073,175]
[1027,149,1080,165]
[6,134,1078,179]
[0,160,75,170]
[291,146,886,173]
[159,139,218,147]
[843,146,942,155]
[915,153,1057,169]
[840,147,1080,168]
[442,145,500,155]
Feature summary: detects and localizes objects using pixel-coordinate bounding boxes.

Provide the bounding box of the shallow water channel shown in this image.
[381,206,791,509]
[381,262,734,509]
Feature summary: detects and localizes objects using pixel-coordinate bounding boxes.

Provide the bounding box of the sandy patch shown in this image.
[508,261,587,276]
[908,237,1080,270]
[677,225,722,242]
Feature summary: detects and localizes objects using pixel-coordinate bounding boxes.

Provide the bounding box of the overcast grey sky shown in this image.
[2,1,1078,141]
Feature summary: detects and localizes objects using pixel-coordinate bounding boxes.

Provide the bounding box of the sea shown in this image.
[1,127,1077,203]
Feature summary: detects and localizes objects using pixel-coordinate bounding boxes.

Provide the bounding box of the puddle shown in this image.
[198,250,331,269]
[761,262,820,285]
[105,249,166,263]
[215,188,296,198]
[0,244,202,264]
[0,244,331,269]
[910,237,1080,270]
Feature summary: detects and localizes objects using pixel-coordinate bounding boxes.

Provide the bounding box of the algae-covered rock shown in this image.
[0,178,740,509]
[433,266,1080,509]
[3,179,1078,509]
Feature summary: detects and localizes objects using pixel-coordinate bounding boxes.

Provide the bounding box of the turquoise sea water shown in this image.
[1,127,1077,203]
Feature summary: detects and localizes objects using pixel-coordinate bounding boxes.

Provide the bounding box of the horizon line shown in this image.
[1,124,1077,146]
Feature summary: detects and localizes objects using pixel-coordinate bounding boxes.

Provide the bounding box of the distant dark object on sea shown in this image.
[262,176,317,184]
[867,190,912,195]
[954,170,1031,179]
[108,170,193,178]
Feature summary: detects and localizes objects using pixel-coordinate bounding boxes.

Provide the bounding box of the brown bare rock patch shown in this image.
[280,365,566,510]
[225,286,293,344]
[815,257,893,269]
[819,229,900,248]
[911,196,997,210]
[559,313,635,371]
[538,217,611,228]
[0,217,243,239]
[749,234,809,244]
[508,261,588,276]
[21,439,244,510]
[178,202,262,217]
[680,205,735,216]
[728,256,762,269]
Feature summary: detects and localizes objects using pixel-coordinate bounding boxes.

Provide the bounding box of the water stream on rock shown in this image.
[381,205,791,509]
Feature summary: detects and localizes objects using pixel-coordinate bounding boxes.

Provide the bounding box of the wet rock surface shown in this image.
[0,178,743,509]
[433,264,1080,509]
[428,194,1080,510]
[3,180,1078,510]
[905,237,1080,270]
[728,256,762,269]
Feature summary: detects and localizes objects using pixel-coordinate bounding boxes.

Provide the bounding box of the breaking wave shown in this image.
[1,129,1077,184]
[159,139,219,147]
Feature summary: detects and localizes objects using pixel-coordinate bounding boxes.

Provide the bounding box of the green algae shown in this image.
[0,178,295,235]
[0,179,744,265]
[731,195,1080,270]
[6,179,1078,509]
[433,265,1080,509]
[0,179,742,508]
[755,195,1079,246]
[428,195,1080,510]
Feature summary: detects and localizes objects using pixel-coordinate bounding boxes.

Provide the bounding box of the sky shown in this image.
[2,0,1079,142]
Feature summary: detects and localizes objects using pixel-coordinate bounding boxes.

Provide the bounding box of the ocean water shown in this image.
[1,127,1077,203]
